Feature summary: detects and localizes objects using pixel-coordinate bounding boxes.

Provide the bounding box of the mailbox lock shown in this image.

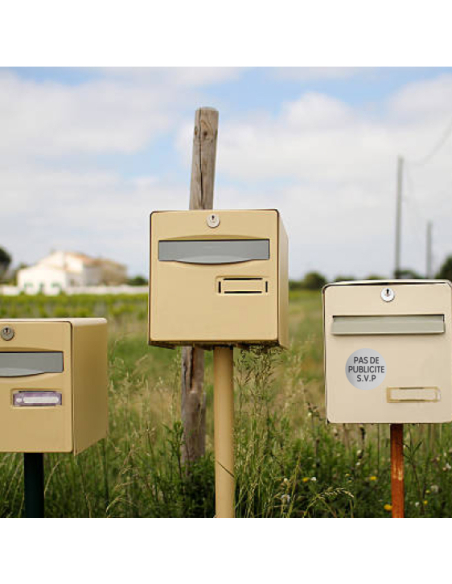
[381,287,395,302]
[207,213,220,228]
[1,327,14,341]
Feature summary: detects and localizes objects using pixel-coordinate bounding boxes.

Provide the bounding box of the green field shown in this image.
[1,291,452,517]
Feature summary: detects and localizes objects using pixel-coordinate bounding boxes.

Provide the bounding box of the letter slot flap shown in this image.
[218,278,267,294]
[387,387,440,403]
[158,239,270,264]
[332,315,445,335]
[0,352,64,377]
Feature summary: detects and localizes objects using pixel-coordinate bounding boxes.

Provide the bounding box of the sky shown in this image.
[2,66,452,280]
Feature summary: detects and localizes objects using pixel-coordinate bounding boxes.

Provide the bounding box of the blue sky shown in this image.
[2,67,452,279]
[12,66,452,106]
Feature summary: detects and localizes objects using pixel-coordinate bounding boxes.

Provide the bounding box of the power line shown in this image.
[399,159,433,275]
[393,113,452,276]
[404,165,427,251]
[407,114,452,167]
[404,165,426,223]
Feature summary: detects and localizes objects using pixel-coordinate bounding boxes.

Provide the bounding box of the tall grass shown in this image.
[0,292,452,517]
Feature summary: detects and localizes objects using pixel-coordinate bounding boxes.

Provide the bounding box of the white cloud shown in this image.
[0,68,241,160]
[160,67,241,86]
[387,74,452,122]
[182,74,452,278]
[0,67,241,275]
[3,68,452,280]
[1,166,185,275]
[271,67,365,82]
[96,67,242,87]
[281,93,354,129]
[0,72,171,158]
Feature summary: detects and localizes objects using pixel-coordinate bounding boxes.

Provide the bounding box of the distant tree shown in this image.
[0,248,11,281]
[10,262,28,285]
[436,256,452,281]
[289,279,303,291]
[334,275,355,283]
[366,274,386,280]
[395,268,422,279]
[127,275,148,286]
[301,271,327,290]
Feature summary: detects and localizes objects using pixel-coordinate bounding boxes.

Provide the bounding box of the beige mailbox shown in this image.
[323,280,452,424]
[149,209,288,348]
[0,318,108,453]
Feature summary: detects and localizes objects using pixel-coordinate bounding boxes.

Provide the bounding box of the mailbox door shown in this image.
[149,210,280,345]
[0,321,73,452]
[324,282,452,423]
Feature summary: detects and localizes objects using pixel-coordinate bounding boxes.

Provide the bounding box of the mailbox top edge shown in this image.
[323,279,452,295]
[150,208,281,223]
[0,318,107,325]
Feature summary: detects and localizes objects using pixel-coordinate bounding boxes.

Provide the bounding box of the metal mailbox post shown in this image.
[323,280,452,516]
[0,318,108,517]
[149,209,289,517]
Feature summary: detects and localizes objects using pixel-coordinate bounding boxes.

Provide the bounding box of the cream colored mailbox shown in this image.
[149,209,288,347]
[323,280,452,424]
[0,318,108,453]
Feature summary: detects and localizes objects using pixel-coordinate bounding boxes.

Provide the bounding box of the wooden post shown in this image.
[390,423,404,518]
[181,107,219,465]
[189,108,218,211]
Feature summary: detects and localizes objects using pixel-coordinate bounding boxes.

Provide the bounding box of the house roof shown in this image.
[27,251,126,272]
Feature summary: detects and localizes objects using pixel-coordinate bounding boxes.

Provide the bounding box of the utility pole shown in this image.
[426,221,433,278]
[391,156,405,517]
[394,156,404,279]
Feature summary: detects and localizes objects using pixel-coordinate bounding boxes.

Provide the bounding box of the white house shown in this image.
[17,251,127,295]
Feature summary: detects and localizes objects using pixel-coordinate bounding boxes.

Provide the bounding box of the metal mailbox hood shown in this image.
[323,279,452,292]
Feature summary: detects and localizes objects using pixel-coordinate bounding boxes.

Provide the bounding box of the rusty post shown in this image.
[390,423,404,518]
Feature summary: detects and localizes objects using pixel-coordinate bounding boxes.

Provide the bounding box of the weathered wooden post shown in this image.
[181,107,219,464]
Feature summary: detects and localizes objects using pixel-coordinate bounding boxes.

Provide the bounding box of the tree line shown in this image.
[3,246,452,291]
[290,256,452,291]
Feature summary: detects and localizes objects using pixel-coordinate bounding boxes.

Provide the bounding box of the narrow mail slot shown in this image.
[332,315,445,336]
[387,387,440,403]
[0,352,64,377]
[158,239,270,264]
[13,391,63,407]
[218,278,267,294]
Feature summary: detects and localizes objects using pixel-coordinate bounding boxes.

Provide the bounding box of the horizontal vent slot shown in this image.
[0,352,64,377]
[159,239,270,264]
[332,315,445,335]
[218,278,267,294]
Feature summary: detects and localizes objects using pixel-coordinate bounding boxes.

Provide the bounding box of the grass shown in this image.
[1,291,452,517]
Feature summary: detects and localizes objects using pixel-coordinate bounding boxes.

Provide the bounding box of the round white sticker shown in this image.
[345,348,386,390]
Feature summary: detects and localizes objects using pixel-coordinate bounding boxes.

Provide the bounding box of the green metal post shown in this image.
[24,453,44,518]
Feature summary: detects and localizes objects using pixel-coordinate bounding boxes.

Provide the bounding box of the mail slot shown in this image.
[331,314,445,335]
[323,280,452,423]
[149,209,288,347]
[158,239,270,264]
[0,318,108,453]
[0,352,64,377]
